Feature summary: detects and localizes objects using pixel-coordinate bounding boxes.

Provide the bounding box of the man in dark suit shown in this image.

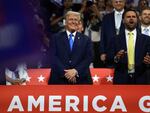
[112,8,150,84]
[139,7,150,84]
[49,11,93,84]
[99,0,125,67]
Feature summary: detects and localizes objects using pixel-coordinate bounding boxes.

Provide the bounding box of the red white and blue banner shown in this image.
[0,85,150,113]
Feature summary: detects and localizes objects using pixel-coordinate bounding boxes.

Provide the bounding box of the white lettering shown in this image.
[92,95,107,112]
[6,95,129,112]
[28,96,44,111]
[83,96,88,112]
[139,96,150,112]
[66,96,79,111]
[49,96,61,111]
[7,96,24,112]
[110,96,127,112]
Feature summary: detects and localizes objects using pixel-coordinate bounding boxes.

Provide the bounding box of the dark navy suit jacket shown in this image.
[112,30,150,84]
[49,31,93,84]
[100,12,124,66]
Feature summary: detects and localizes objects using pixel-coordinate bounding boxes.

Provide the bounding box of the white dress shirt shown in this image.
[141,26,150,36]
[114,9,124,30]
[66,30,76,41]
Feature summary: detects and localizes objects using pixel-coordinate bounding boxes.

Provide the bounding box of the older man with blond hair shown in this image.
[49,11,93,84]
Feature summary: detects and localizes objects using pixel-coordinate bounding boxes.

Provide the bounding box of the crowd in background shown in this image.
[2,0,150,85]
[32,0,150,68]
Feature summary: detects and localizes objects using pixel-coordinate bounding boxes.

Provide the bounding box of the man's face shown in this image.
[64,0,73,8]
[76,21,83,32]
[140,9,150,26]
[123,11,138,31]
[65,14,79,32]
[139,0,148,9]
[112,0,125,11]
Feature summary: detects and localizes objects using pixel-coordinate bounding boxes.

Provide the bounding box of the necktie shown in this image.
[144,28,149,36]
[69,33,74,50]
[115,13,122,35]
[115,13,122,29]
[128,32,134,70]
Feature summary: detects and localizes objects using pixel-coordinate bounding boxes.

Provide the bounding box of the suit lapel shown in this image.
[135,31,141,65]
[62,31,81,55]
[120,32,127,63]
[112,12,116,35]
[62,31,71,54]
[71,32,81,54]
[122,33,127,51]
[120,21,124,34]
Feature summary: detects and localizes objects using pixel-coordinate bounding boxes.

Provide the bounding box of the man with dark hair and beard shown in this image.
[112,8,150,84]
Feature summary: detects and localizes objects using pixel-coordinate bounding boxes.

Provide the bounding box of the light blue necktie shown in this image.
[144,28,149,36]
[69,33,74,50]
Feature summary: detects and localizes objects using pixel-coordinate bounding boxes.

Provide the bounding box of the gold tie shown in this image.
[128,32,134,70]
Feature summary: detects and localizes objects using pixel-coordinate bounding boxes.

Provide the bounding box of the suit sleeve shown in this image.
[99,15,107,55]
[146,36,150,67]
[49,35,65,76]
[147,36,150,54]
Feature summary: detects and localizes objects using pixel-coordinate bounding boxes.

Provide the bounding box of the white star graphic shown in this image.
[37,75,45,82]
[92,74,100,83]
[26,76,31,82]
[106,75,113,82]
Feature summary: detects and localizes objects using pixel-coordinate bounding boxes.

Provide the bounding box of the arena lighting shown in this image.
[7,95,150,112]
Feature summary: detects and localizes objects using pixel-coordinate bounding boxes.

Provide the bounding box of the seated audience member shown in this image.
[5,63,28,85]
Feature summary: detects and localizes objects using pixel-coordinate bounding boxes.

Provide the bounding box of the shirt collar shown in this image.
[125,29,136,36]
[66,30,76,38]
[114,9,124,15]
[141,25,150,31]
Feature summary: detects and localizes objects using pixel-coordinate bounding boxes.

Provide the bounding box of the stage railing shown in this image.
[26,68,114,85]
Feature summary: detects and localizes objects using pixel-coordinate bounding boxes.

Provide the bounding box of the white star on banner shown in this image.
[106,75,113,82]
[92,74,100,83]
[26,76,31,82]
[37,75,45,82]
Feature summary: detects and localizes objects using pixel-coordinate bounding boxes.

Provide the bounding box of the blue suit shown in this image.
[112,31,150,84]
[100,12,124,67]
[49,31,93,84]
